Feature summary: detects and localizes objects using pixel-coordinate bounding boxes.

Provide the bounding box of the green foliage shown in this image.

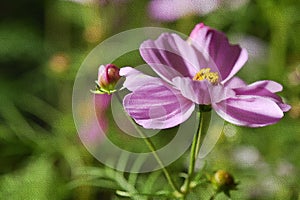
[0,156,66,200]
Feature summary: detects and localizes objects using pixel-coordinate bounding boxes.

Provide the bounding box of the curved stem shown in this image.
[134,124,180,194]
[181,110,205,197]
[115,92,182,198]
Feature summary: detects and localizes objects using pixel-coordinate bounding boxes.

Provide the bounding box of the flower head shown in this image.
[120,23,290,129]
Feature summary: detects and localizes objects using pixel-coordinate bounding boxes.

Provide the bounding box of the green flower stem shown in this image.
[181,110,205,197]
[115,92,182,198]
[194,111,205,159]
[133,123,181,195]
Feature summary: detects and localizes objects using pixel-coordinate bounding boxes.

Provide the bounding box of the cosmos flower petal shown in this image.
[209,84,236,103]
[120,67,162,91]
[140,33,208,82]
[247,80,283,93]
[233,82,291,112]
[225,77,247,89]
[213,96,284,127]
[172,77,235,105]
[98,65,106,80]
[189,23,248,83]
[172,77,211,104]
[234,84,282,102]
[220,48,248,84]
[278,103,291,112]
[123,81,195,129]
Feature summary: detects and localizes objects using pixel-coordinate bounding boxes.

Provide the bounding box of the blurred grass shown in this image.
[0,0,300,199]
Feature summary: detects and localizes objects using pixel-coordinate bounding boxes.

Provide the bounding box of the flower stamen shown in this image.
[193,68,219,84]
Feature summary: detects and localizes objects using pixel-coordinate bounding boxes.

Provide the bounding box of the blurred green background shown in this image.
[1,0,300,199]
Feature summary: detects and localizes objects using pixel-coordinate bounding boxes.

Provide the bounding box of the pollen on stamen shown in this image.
[193,68,219,84]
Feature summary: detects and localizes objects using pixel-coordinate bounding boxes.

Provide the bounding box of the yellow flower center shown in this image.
[193,68,219,84]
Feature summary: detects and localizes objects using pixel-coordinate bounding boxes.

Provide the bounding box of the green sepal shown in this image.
[90,89,106,94]
[90,80,117,94]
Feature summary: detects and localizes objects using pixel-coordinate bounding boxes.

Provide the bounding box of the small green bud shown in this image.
[210,170,238,197]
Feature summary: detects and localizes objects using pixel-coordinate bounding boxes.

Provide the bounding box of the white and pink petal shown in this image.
[213,96,284,127]
[233,81,291,112]
[140,33,208,82]
[120,67,163,91]
[247,80,283,93]
[189,23,248,83]
[172,77,235,105]
[224,77,247,89]
[123,81,195,129]
[172,77,211,105]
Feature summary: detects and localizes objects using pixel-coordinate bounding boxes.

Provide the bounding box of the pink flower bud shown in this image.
[98,64,121,92]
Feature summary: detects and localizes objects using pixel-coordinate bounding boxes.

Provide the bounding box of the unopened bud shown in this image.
[97,64,121,93]
[211,170,238,197]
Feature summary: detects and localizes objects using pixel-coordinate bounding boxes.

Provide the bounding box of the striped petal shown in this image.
[140,33,208,82]
[189,23,248,83]
[120,67,162,91]
[234,81,291,112]
[213,96,284,127]
[123,81,195,129]
[172,77,211,104]
[247,80,283,93]
[172,77,235,105]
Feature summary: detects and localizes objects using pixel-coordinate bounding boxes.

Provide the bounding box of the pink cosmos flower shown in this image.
[120,23,290,129]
